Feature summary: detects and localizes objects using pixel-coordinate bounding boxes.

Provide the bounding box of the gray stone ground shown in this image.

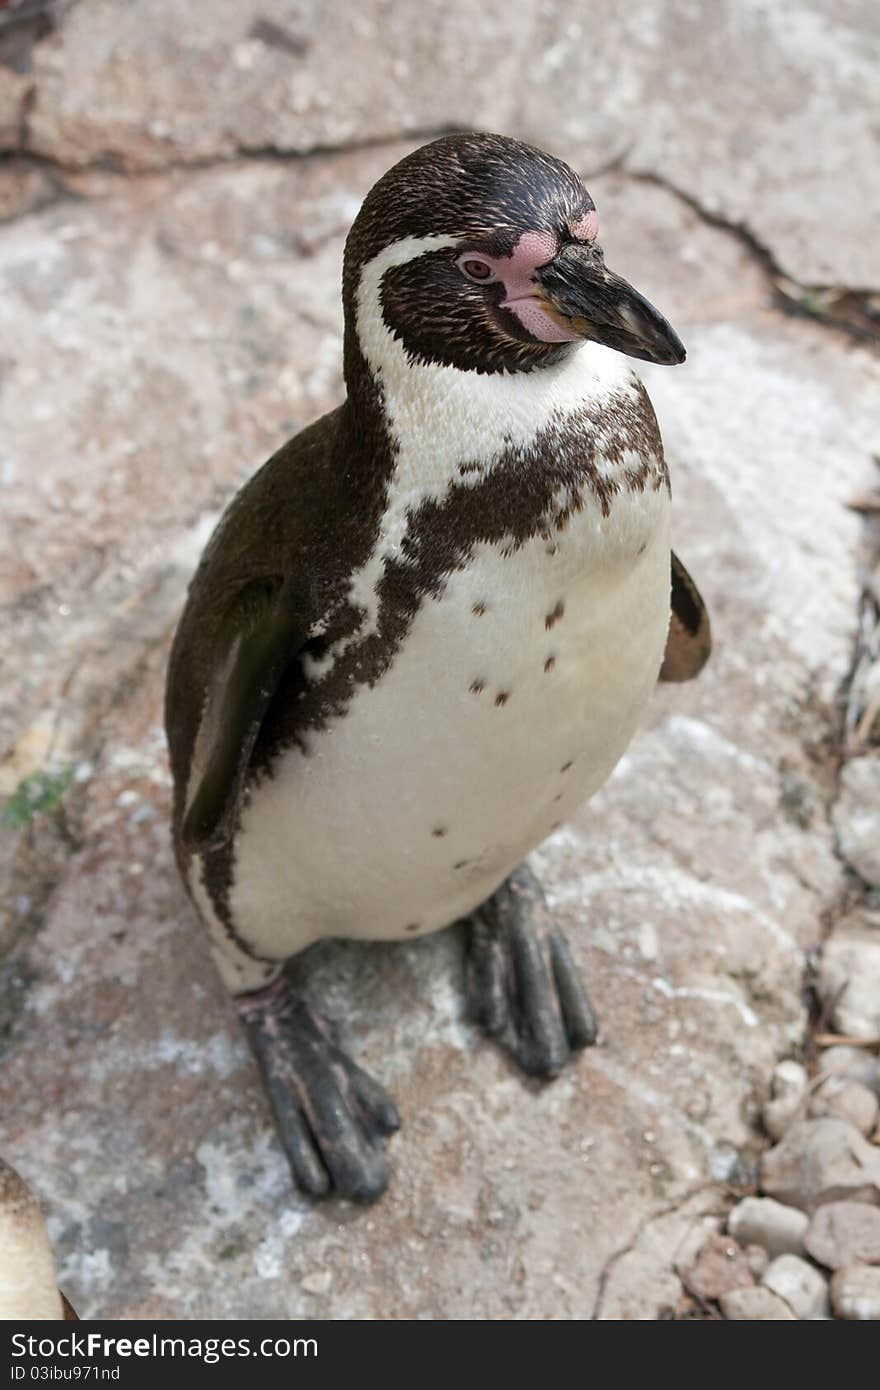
[1,1,879,1319]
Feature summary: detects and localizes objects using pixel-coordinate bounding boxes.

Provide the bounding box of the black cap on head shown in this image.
[344,133,593,281]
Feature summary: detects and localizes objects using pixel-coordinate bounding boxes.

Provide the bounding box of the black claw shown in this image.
[465,918,507,1036]
[263,1068,330,1197]
[239,983,396,1203]
[466,862,598,1080]
[549,929,599,1049]
[342,1051,401,1138]
[508,916,568,1075]
[317,1123,391,1204]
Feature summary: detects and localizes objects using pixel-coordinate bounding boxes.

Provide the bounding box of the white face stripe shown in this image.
[355,232,460,382]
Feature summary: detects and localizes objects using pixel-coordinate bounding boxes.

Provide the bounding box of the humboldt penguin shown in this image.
[165,132,711,1202]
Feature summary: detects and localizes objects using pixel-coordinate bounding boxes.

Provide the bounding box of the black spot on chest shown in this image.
[545,599,565,630]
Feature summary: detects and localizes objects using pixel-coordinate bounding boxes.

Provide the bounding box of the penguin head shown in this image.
[344,132,685,378]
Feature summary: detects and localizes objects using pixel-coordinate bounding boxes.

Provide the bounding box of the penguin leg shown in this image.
[236,977,399,1203]
[466,861,598,1078]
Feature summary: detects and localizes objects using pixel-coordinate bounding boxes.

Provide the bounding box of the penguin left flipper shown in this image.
[181,579,311,852]
[466,862,598,1077]
[659,551,711,683]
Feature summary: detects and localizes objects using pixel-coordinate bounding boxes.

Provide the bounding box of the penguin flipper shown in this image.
[181,579,309,852]
[659,551,711,683]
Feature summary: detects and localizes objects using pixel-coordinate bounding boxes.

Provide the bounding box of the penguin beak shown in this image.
[535,243,686,365]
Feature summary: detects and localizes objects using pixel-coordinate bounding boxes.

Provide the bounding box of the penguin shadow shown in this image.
[291,907,596,1120]
[291,925,469,1067]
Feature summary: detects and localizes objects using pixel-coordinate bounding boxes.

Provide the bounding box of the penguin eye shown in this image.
[457,255,496,284]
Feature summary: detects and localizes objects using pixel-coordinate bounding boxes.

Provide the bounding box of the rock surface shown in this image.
[805,1202,880,1271]
[4,1,879,284]
[594,1192,723,1319]
[0,5,879,1321]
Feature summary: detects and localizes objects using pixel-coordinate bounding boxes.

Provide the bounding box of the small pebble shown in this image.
[760,1118,880,1210]
[762,1098,798,1141]
[744,1244,770,1278]
[832,757,880,888]
[808,1076,879,1135]
[772,1059,810,1101]
[300,1270,332,1295]
[762,1059,809,1140]
[728,1196,808,1258]
[818,928,880,1040]
[720,1286,797,1320]
[762,1253,829,1319]
[817,1045,879,1098]
[830,1264,880,1320]
[680,1233,753,1301]
[708,1141,752,1187]
[805,1202,880,1271]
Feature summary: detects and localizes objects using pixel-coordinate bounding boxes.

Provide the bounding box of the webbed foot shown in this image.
[466,862,598,1078]
[238,979,399,1202]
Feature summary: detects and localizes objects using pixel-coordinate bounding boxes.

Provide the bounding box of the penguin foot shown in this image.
[237,980,399,1203]
[466,862,598,1078]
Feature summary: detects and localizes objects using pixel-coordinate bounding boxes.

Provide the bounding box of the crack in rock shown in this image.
[626,168,880,349]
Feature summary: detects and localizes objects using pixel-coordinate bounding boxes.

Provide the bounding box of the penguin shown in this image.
[0,1157,74,1319]
[165,132,711,1203]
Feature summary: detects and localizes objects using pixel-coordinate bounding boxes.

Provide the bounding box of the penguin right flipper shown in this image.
[181,578,310,852]
[659,551,711,683]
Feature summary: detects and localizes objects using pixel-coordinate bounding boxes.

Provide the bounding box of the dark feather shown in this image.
[659,552,711,682]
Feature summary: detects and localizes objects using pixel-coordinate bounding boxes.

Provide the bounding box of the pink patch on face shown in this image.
[505,296,580,343]
[457,229,584,344]
[498,230,578,343]
[570,210,598,242]
[503,230,558,294]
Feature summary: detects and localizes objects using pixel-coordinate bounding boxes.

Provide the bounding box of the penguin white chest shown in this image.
[228,481,671,959]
